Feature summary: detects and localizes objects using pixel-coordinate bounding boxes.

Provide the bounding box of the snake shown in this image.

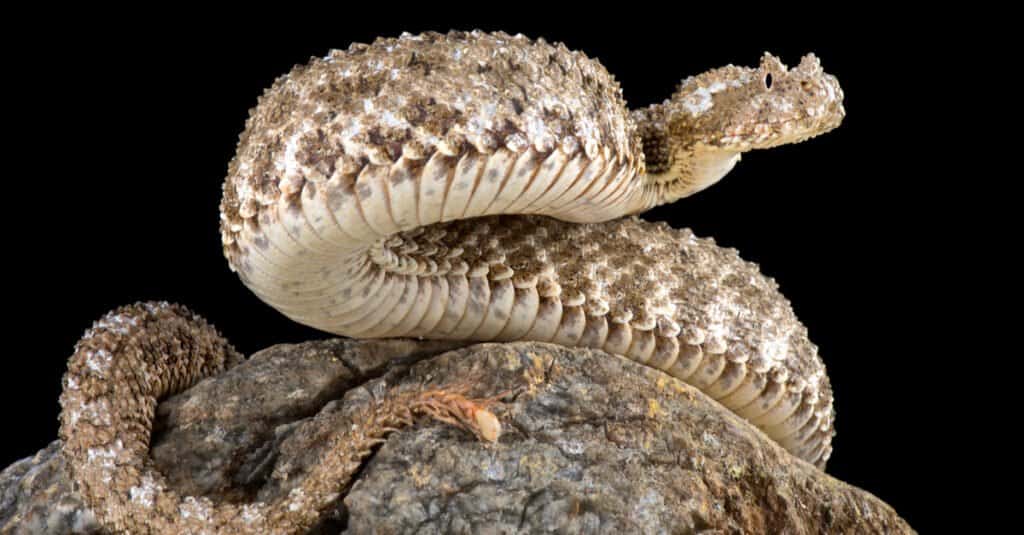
[57,30,845,534]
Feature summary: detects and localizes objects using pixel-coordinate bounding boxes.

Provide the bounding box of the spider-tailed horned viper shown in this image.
[57,30,845,534]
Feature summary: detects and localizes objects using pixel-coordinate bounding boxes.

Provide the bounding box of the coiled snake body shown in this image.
[58,31,845,534]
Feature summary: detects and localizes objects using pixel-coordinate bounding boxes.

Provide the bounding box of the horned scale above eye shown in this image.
[60,30,845,534]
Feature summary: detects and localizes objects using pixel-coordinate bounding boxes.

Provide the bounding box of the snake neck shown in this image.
[631,103,741,208]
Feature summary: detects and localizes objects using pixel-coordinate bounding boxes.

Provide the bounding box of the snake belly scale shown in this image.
[58,30,845,534]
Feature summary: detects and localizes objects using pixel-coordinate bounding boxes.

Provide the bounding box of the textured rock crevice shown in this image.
[2,340,912,534]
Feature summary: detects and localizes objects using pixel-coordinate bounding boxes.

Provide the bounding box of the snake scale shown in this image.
[57,31,845,534]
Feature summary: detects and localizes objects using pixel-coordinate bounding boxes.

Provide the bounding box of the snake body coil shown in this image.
[60,31,845,533]
[220,30,843,465]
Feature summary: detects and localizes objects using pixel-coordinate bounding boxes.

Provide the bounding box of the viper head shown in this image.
[669,53,845,151]
[635,53,845,206]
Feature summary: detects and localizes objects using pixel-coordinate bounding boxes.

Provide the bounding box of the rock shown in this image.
[1,340,913,534]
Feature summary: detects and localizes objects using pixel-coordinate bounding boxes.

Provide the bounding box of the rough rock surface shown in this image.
[1,340,912,534]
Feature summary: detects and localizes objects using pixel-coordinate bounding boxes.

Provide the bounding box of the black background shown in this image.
[4,9,965,532]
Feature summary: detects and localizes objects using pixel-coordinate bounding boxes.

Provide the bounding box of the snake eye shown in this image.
[764,73,773,89]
